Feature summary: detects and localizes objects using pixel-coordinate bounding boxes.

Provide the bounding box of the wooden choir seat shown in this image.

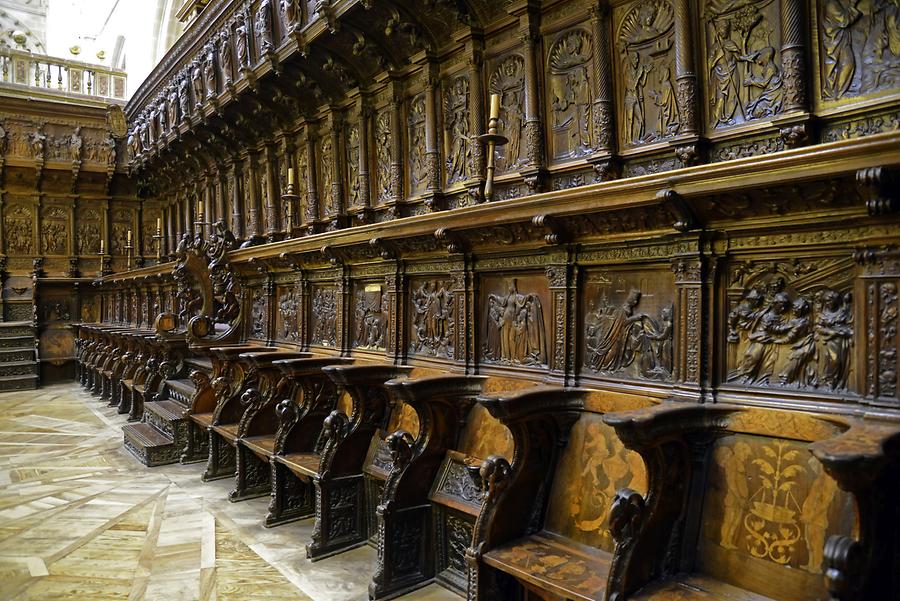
[598,404,900,601]
[467,388,659,601]
[368,373,539,600]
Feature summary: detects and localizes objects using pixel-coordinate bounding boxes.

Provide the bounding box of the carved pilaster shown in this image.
[230,160,244,240]
[780,0,807,114]
[247,154,261,237]
[467,46,486,202]
[389,81,404,210]
[546,261,575,385]
[855,246,900,408]
[304,129,320,233]
[671,255,705,400]
[385,266,403,362]
[298,271,310,351]
[336,265,351,356]
[328,115,343,227]
[357,100,371,213]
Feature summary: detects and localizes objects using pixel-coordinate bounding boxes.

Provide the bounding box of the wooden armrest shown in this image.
[322,363,412,386]
[238,350,310,366]
[273,356,354,378]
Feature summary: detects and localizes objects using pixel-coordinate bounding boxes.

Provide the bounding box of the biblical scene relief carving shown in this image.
[5,205,34,254]
[278,286,300,341]
[354,284,387,350]
[704,435,853,577]
[820,0,900,101]
[444,76,470,185]
[549,29,594,160]
[408,94,427,196]
[310,287,337,346]
[489,55,526,174]
[76,222,101,255]
[482,277,548,367]
[727,266,853,391]
[375,111,392,204]
[616,0,679,147]
[295,145,310,219]
[705,0,783,127]
[347,126,361,206]
[545,415,647,552]
[583,280,674,381]
[410,279,454,358]
[41,206,69,255]
[319,136,334,215]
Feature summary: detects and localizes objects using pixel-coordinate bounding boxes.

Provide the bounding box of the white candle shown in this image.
[288,167,295,186]
[489,93,501,121]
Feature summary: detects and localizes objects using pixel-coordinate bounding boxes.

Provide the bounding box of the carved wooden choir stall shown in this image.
[70,0,900,600]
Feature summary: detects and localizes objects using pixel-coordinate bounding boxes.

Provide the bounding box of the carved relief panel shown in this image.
[409,277,455,359]
[353,282,387,351]
[346,124,361,208]
[488,55,527,174]
[443,75,471,186]
[407,94,427,197]
[111,208,135,255]
[582,269,675,382]
[614,0,679,148]
[4,204,34,255]
[480,274,550,368]
[816,0,900,104]
[374,110,392,205]
[703,0,784,129]
[318,135,335,216]
[276,282,301,342]
[700,433,855,597]
[249,286,268,339]
[309,285,337,347]
[40,204,69,255]
[547,28,595,160]
[142,213,161,257]
[76,209,102,255]
[725,259,855,393]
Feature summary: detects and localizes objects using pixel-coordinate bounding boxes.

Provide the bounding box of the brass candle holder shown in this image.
[153,227,164,261]
[194,200,208,239]
[282,182,298,240]
[477,93,509,202]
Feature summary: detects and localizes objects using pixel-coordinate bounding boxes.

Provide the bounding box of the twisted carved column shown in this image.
[264,144,279,239]
[467,48,485,201]
[247,152,261,237]
[357,100,371,213]
[780,0,807,114]
[520,21,546,192]
[389,81,404,208]
[673,0,698,138]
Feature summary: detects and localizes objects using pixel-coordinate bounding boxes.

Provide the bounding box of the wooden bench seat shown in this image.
[241,434,276,460]
[483,531,611,601]
[629,575,775,600]
[277,451,321,476]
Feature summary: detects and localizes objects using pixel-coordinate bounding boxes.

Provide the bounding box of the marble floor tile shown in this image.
[0,384,461,601]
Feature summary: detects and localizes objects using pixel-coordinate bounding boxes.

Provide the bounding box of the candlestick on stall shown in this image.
[124,230,134,270]
[282,167,298,240]
[153,221,164,262]
[477,93,509,202]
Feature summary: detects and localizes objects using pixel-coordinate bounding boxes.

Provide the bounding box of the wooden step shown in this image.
[0,373,39,392]
[0,361,38,377]
[185,356,213,372]
[165,379,196,404]
[123,422,180,467]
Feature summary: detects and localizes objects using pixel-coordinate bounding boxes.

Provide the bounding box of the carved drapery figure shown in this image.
[255,0,273,56]
[295,145,309,219]
[585,288,674,380]
[375,111,392,203]
[354,288,387,349]
[444,76,470,185]
[178,75,190,121]
[347,126,360,206]
[311,288,337,346]
[235,13,251,68]
[410,280,454,358]
[548,29,593,159]
[279,288,300,340]
[203,45,217,99]
[822,0,862,99]
[219,31,234,84]
[408,94,427,194]
[319,136,334,213]
[490,56,526,173]
[250,288,267,338]
[76,222,101,254]
[483,279,547,366]
[167,86,179,126]
[68,126,83,162]
[30,126,46,159]
[617,1,677,146]
[191,61,204,106]
[727,272,853,391]
[280,0,298,29]
[5,205,34,254]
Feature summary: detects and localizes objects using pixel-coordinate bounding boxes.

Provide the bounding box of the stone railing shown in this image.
[0,46,127,104]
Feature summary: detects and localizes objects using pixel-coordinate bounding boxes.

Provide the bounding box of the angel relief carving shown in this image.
[483,279,547,366]
[410,280,454,358]
[490,56,526,173]
[617,0,679,147]
[584,288,673,381]
[727,272,853,391]
[705,0,783,128]
[444,76,470,185]
[821,0,900,101]
[549,30,593,159]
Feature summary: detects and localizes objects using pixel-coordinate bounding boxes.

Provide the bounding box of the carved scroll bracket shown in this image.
[857,167,899,216]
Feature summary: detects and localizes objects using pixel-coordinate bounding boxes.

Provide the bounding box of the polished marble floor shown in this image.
[0,384,460,601]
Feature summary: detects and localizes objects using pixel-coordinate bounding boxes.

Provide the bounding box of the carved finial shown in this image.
[323,410,349,441]
[479,455,511,502]
[824,535,862,601]
[609,488,646,545]
[386,429,415,469]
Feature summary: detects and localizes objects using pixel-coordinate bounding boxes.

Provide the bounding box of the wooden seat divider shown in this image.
[193,345,282,481]
[466,388,664,601]
[217,350,311,500]
[368,374,527,600]
[601,404,896,601]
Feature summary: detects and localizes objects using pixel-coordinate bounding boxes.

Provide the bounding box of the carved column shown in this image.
[357,99,371,215]
[672,255,706,401]
[230,160,243,240]
[215,165,227,228]
[422,60,442,212]
[265,144,279,241]
[547,258,576,385]
[389,80,404,211]
[203,171,213,237]
[780,0,807,114]
[467,45,486,202]
[298,271,310,351]
[385,265,403,363]
[165,203,174,258]
[589,4,617,180]
[304,128,320,233]
[673,0,699,145]
[247,153,261,237]
[327,113,344,228]
[517,10,546,192]
[336,265,351,356]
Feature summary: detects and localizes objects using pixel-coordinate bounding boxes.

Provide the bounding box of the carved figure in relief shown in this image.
[0,121,7,156]
[411,280,453,357]
[715,441,752,549]
[732,291,793,384]
[549,30,593,158]
[5,208,33,254]
[30,126,46,159]
[256,0,273,55]
[822,0,862,99]
[484,280,546,366]
[178,75,190,120]
[203,45,217,98]
[650,66,680,135]
[280,289,300,340]
[167,86,179,125]
[355,289,386,349]
[236,14,250,68]
[319,137,333,212]
[311,288,337,346]
[375,112,392,203]
[191,61,203,106]
[490,56,526,172]
[708,19,742,125]
[77,223,100,254]
[408,95,426,192]
[777,298,815,386]
[281,0,298,27]
[623,52,651,142]
[815,290,853,390]
[743,46,783,118]
[69,126,83,161]
[445,77,470,184]
[347,127,360,205]
[41,221,67,254]
[219,32,234,84]
[251,289,267,338]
